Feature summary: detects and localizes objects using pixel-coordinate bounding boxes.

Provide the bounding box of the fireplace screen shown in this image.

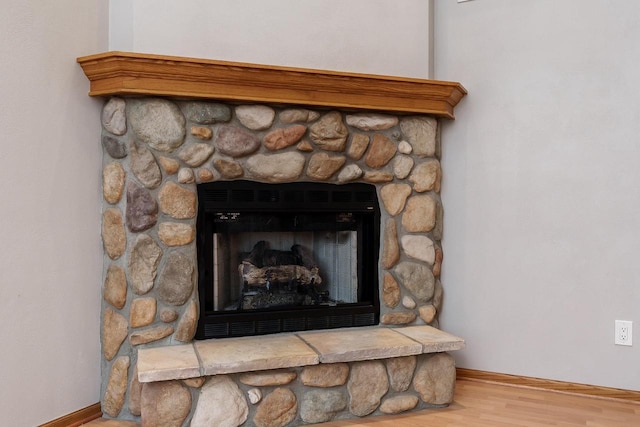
[196,181,380,339]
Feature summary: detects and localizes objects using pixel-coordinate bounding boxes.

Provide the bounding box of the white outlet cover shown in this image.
[615,320,633,346]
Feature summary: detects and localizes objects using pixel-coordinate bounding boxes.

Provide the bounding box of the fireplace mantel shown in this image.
[77,51,466,119]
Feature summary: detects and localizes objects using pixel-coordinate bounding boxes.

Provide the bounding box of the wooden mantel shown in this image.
[77,52,466,119]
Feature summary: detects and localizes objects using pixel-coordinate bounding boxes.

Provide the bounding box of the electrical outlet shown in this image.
[615,320,633,346]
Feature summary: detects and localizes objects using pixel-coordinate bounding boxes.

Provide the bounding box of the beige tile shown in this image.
[298,326,423,363]
[195,334,319,375]
[394,325,465,353]
[81,419,140,426]
[137,343,201,383]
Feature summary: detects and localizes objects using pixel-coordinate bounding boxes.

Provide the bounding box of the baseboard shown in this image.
[457,368,640,403]
[39,403,102,427]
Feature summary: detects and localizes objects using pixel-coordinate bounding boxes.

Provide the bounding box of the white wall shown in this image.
[0,1,108,425]
[109,0,433,78]
[437,0,640,391]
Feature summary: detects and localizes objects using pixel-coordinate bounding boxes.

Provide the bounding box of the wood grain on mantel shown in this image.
[77,52,466,119]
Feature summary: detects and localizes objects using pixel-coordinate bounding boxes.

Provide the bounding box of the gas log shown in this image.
[240,241,322,287]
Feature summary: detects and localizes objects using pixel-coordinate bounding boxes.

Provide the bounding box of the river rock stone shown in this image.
[130,297,156,328]
[213,158,244,178]
[159,182,197,219]
[300,363,349,387]
[393,155,414,179]
[130,141,162,189]
[401,235,436,265]
[215,125,261,157]
[183,377,206,388]
[363,171,394,183]
[380,183,411,216]
[103,308,128,361]
[248,388,263,404]
[103,162,125,204]
[409,159,441,193]
[296,140,314,152]
[346,114,398,130]
[280,109,320,123]
[236,105,276,130]
[129,365,142,416]
[130,324,174,345]
[254,388,297,427]
[394,261,435,302]
[307,153,346,180]
[126,182,158,232]
[382,272,400,308]
[413,353,456,405]
[398,140,413,154]
[246,152,305,183]
[402,295,416,309]
[199,168,216,183]
[159,307,179,323]
[433,280,443,312]
[419,304,437,324]
[177,168,195,184]
[380,395,419,414]
[158,222,195,246]
[264,125,307,150]
[433,247,443,277]
[365,133,397,168]
[301,389,347,424]
[158,156,179,175]
[192,376,248,427]
[402,195,437,232]
[182,102,231,124]
[102,98,127,136]
[381,311,417,325]
[157,252,194,306]
[178,142,215,167]
[175,299,198,342]
[348,360,388,417]
[400,117,437,158]
[309,111,348,152]
[128,234,162,295]
[102,135,127,159]
[191,126,213,140]
[104,264,127,309]
[386,356,417,392]
[102,208,126,260]
[381,219,400,269]
[337,164,363,183]
[103,355,130,417]
[348,133,370,160]
[239,371,297,386]
[141,380,191,427]
[128,99,186,152]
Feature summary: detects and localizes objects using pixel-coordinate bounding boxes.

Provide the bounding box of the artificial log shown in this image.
[240,262,322,287]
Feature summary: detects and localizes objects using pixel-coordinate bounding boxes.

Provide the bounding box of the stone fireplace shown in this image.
[80,52,466,426]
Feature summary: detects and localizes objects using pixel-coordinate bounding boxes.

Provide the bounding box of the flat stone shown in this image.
[175,299,198,342]
[104,264,127,309]
[215,125,261,157]
[337,164,363,183]
[245,152,305,183]
[296,140,314,152]
[379,395,419,414]
[213,158,244,179]
[393,155,414,179]
[300,363,349,387]
[159,307,179,323]
[130,297,156,328]
[387,356,417,392]
[409,159,441,193]
[382,272,400,308]
[130,141,162,189]
[102,308,128,361]
[413,353,456,405]
[402,195,437,232]
[248,388,262,404]
[309,111,348,152]
[365,133,397,168]
[380,183,412,216]
[401,235,435,265]
[381,219,400,269]
[183,377,206,388]
[398,140,413,154]
[264,125,307,150]
[157,252,194,306]
[126,182,158,233]
[236,105,276,130]
[130,324,174,346]
[394,261,435,303]
[280,109,320,123]
[307,152,346,180]
[103,356,130,417]
[363,171,394,183]
[347,360,388,416]
[346,114,398,131]
[191,126,213,140]
[419,304,437,324]
[253,388,297,427]
[239,371,297,386]
[195,334,318,375]
[138,344,201,382]
[191,376,248,427]
[395,325,465,353]
[177,167,195,184]
[381,312,417,325]
[141,380,191,427]
[298,327,421,363]
[128,234,162,295]
[158,156,179,175]
[128,98,186,152]
[102,98,127,136]
[348,133,370,160]
[182,102,231,124]
[433,246,443,277]
[158,182,197,219]
[129,364,142,416]
[158,222,195,246]
[197,168,217,183]
[103,162,125,204]
[102,208,126,260]
[402,295,417,309]
[177,142,214,167]
[400,117,437,158]
[102,135,127,159]
[300,389,347,424]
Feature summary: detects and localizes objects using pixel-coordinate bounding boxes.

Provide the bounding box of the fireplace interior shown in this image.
[196,180,380,339]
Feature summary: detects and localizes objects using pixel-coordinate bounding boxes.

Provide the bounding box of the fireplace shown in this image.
[196,180,380,339]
